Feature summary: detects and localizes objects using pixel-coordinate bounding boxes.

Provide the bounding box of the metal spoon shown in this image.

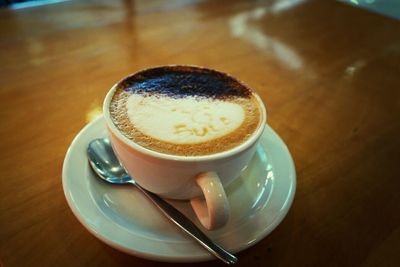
[87,138,238,265]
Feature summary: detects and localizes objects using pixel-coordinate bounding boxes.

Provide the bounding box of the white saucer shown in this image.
[62,116,296,263]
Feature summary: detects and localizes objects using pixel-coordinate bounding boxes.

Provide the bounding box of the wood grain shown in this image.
[1,0,399,266]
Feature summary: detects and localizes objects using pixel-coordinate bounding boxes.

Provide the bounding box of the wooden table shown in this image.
[1,0,399,266]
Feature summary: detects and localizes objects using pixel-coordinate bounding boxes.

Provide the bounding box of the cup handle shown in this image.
[190,172,229,230]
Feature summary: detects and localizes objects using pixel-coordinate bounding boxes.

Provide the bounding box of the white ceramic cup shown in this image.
[103,66,267,230]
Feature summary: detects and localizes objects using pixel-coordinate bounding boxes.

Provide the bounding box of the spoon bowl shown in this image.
[87,138,133,183]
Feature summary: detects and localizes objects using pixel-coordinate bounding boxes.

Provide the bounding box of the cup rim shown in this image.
[103,65,267,162]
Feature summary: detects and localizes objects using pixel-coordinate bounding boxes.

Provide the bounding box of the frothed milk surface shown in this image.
[109,66,262,156]
[126,94,245,144]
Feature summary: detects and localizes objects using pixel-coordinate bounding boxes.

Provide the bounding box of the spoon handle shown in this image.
[131,182,238,265]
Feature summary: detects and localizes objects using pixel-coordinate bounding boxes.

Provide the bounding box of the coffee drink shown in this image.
[109,66,262,156]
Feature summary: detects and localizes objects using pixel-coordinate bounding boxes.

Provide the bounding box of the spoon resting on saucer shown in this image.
[87,138,238,265]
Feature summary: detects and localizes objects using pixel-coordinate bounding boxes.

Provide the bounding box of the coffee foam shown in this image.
[109,66,262,156]
[126,94,245,144]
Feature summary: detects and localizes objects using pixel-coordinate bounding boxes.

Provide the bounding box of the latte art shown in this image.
[126,94,244,144]
[109,66,262,156]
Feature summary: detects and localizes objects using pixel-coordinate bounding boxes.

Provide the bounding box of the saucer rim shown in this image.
[62,116,296,262]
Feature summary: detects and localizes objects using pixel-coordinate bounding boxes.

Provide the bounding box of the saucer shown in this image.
[62,116,296,263]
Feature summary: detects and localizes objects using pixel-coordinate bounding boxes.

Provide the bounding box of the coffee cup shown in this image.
[103,65,266,230]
